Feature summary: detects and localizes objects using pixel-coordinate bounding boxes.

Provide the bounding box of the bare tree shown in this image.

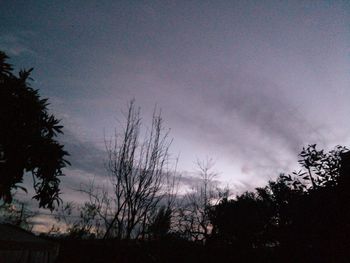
[82,101,174,239]
[177,158,227,241]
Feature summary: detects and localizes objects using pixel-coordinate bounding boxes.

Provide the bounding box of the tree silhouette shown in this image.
[148,206,172,239]
[76,101,175,240]
[178,159,218,241]
[209,145,350,261]
[210,190,273,250]
[0,51,69,210]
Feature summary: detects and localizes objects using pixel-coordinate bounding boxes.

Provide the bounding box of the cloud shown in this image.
[55,128,110,204]
[159,70,326,181]
[97,62,326,186]
[60,129,106,177]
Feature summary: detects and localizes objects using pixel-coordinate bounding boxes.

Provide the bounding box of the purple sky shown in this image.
[1,0,350,200]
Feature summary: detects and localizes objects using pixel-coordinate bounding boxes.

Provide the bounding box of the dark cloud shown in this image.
[60,130,106,177]
[158,70,323,180]
[177,171,204,189]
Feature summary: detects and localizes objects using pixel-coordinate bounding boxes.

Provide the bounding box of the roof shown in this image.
[0,224,57,250]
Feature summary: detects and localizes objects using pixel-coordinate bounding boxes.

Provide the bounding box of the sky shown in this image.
[1,0,350,203]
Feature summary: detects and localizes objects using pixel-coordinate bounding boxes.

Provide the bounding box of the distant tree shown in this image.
[177,159,227,241]
[54,201,101,239]
[0,51,69,209]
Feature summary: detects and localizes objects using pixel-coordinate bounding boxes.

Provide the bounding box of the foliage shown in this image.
[209,144,350,261]
[297,144,347,188]
[0,51,70,209]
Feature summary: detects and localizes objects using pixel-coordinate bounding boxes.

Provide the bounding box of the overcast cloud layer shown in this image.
[1,1,350,197]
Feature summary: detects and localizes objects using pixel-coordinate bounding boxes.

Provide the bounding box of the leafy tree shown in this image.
[209,145,350,261]
[296,144,347,188]
[0,51,69,209]
[210,190,273,249]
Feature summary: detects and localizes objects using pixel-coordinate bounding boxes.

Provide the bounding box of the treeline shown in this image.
[53,145,350,262]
